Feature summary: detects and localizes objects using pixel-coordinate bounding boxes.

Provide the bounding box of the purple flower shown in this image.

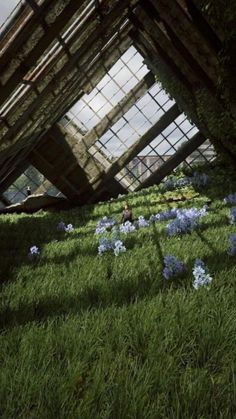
[166,206,207,236]
[98,237,112,255]
[228,234,236,255]
[163,255,185,279]
[137,216,149,228]
[57,221,66,231]
[162,172,208,192]
[230,207,236,224]
[119,221,136,234]
[98,237,126,256]
[150,208,177,223]
[224,194,236,205]
[95,216,116,234]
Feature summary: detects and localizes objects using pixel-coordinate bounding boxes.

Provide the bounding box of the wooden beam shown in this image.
[86,104,181,202]
[136,132,206,190]
[0,26,131,159]
[0,159,30,195]
[108,105,181,174]
[185,0,222,53]
[147,0,219,86]
[0,2,133,150]
[0,0,88,107]
[190,0,225,43]
[130,7,200,88]
[0,194,11,206]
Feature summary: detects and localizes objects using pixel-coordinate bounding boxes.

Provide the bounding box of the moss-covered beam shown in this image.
[148,0,219,87]
[130,6,236,165]
[0,0,88,107]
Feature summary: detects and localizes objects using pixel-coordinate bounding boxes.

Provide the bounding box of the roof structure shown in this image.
[1,0,233,207]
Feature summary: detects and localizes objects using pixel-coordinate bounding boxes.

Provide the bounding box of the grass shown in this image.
[1,161,236,418]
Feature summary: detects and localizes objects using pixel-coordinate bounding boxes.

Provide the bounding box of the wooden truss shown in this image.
[0,0,222,206]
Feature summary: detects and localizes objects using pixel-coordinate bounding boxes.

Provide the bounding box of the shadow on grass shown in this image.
[2,244,234,333]
[0,269,160,333]
[0,212,95,285]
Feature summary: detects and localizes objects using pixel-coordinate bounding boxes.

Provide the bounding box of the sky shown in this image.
[0,0,21,29]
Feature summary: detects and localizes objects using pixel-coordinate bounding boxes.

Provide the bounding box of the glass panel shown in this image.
[3,165,64,204]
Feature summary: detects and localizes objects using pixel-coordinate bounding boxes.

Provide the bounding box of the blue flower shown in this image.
[57,221,66,231]
[98,237,112,255]
[98,237,126,256]
[162,172,208,192]
[120,221,136,234]
[95,216,116,234]
[166,206,207,236]
[150,208,178,223]
[228,234,236,255]
[57,221,74,232]
[65,223,74,233]
[28,245,40,259]
[163,255,185,279]
[95,226,107,235]
[193,259,212,289]
[224,194,236,205]
[150,214,157,222]
[113,240,126,256]
[192,172,209,187]
[230,207,236,224]
[137,216,149,228]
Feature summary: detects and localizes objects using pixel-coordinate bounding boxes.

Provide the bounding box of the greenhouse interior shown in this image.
[1,1,236,417]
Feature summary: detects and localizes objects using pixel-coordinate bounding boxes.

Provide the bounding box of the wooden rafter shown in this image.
[87,104,181,203]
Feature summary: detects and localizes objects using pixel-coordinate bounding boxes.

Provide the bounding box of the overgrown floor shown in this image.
[1,162,236,418]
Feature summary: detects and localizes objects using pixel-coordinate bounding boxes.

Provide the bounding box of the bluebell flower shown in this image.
[162,172,208,192]
[57,221,66,231]
[150,214,157,222]
[193,259,213,289]
[113,240,126,256]
[95,226,107,235]
[163,255,185,279]
[98,237,126,256]
[28,245,40,259]
[150,209,177,223]
[65,223,74,232]
[228,234,236,255]
[95,216,116,234]
[230,207,236,224]
[119,221,136,234]
[98,237,112,255]
[224,194,236,205]
[137,216,149,228]
[166,206,207,236]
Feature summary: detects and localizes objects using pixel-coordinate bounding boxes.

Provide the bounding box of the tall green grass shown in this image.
[1,162,236,418]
